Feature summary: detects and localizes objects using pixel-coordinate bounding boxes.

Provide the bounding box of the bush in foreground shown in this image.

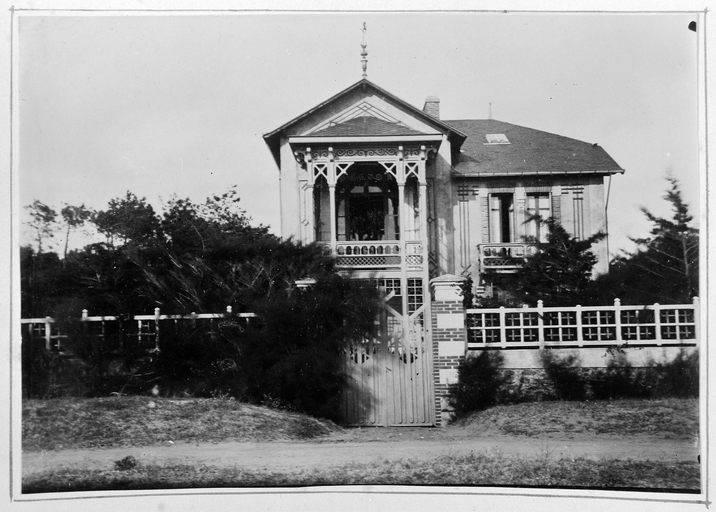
[539,350,588,401]
[447,348,699,418]
[447,351,511,419]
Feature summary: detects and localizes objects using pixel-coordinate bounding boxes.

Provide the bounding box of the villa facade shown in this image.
[264,78,624,426]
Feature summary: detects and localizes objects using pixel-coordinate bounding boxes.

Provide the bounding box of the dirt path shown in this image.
[22,430,699,476]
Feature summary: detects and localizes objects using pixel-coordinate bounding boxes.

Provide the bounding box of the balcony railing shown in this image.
[478,243,537,272]
[321,241,424,269]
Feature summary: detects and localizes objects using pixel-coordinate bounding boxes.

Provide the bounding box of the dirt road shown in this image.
[22,428,700,475]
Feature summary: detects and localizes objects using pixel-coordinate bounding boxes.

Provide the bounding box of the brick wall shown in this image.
[423,96,440,119]
[430,275,468,426]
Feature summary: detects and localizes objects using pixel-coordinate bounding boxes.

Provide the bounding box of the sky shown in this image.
[4,6,712,512]
[17,11,702,258]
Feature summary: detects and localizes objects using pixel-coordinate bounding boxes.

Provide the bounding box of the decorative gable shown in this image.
[263,79,466,167]
[308,101,402,133]
[309,116,430,137]
[306,102,431,137]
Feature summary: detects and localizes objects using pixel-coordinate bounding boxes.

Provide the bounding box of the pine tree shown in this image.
[24,200,58,254]
[604,176,699,304]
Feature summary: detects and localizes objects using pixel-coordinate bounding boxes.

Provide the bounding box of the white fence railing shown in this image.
[466,298,699,350]
[21,307,257,352]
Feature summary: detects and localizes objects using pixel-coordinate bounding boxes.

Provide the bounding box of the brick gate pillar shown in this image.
[430,274,467,426]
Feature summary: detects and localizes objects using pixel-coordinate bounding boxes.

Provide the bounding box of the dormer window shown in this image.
[484,134,510,145]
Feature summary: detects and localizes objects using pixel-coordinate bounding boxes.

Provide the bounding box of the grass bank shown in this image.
[23,397,699,451]
[23,397,340,451]
[455,398,699,440]
[22,397,701,492]
[23,453,700,493]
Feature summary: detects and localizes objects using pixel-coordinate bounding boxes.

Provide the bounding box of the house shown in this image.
[264,78,623,426]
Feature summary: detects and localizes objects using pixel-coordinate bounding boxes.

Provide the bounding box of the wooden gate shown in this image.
[341,286,434,426]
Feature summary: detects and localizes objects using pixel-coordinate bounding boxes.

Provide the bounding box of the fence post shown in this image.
[575,305,583,347]
[26,322,35,397]
[614,298,622,345]
[499,306,507,349]
[154,308,161,351]
[44,317,52,351]
[654,303,662,346]
[693,296,700,345]
[537,300,545,349]
[80,309,89,355]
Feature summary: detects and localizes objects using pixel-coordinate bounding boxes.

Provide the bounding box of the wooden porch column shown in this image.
[394,148,411,341]
[304,148,316,243]
[328,185,337,251]
[418,149,428,253]
[305,183,315,243]
[327,147,338,251]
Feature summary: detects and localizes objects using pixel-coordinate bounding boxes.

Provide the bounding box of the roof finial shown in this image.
[360,22,368,79]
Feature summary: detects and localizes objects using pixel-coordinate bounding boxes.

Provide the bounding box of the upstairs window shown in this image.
[526,193,551,243]
[489,193,515,243]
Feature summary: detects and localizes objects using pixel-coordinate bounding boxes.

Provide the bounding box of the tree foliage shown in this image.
[60,203,93,260]
[91,192,162,248]
[592,176,699,304]
[21,187,385,418]
[24,200,58,254]
[22,187,338,316]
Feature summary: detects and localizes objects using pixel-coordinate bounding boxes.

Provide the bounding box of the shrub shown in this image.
[644,349,699,398]
[21,332,88,398]
[236,274,381,421]
[447,351,510,419]
[98,273,382,420]
[500,368,556,403]
[539,350,587,400]
[588,352,650,400]
[563,349,698,400]
[114,456,138,471]
[124,317,247,398]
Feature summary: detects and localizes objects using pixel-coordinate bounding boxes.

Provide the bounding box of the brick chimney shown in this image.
[423,95,440,120]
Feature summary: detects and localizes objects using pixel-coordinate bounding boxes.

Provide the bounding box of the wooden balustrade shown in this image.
[478,243,538,272]
[321,240,424,269]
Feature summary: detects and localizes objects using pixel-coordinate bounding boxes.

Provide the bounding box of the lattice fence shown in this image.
[466,298,699,349]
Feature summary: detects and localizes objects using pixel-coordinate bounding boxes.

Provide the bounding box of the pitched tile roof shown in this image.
[309,116,431,137]
[444,119,623,176]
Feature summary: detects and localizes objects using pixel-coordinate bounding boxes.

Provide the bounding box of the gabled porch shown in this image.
[294,143,435,275]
